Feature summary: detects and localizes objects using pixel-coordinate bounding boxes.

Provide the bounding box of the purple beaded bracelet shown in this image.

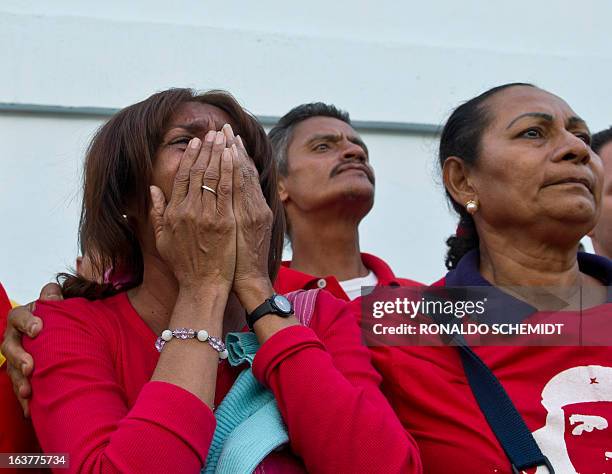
[155,327,228,361]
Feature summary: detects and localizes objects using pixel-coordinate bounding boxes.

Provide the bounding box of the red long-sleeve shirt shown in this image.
[26,290,420,474]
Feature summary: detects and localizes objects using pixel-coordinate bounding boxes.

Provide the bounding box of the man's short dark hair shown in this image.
[268,103,351,175]
[592,126,612,156]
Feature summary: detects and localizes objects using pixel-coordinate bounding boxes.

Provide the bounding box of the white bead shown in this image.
[317,278,327,288]
[161,329,173,341]
[197,330,209,342]
[219,349,229,360]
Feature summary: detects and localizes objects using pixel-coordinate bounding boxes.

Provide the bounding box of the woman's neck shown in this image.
[479,239,581,288]
[477,231,604,310]
[128,254,245,337]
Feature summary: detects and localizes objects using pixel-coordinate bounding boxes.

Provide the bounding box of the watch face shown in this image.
[272,295,293,314]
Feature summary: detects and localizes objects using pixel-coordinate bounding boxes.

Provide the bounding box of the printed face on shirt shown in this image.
[466,86,603,241]
[279,116,375,218]
[563,401,612,473]
[532,365,612,474]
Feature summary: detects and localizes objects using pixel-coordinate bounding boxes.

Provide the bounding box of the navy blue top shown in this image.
[443,250,612,323]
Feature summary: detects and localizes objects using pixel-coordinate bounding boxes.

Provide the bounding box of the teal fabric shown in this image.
[203,332,289,474]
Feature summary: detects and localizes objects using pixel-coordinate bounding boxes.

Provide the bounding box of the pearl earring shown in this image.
[466,200,478,214]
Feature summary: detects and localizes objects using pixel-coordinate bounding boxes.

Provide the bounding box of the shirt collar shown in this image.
[277,253,400,286]
[446,249,612,287]
[444,249,612,323]
[275,263,323,294]
[360,253,400,286]
[274,253,401,296]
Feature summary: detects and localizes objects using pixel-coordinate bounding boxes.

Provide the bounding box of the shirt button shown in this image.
[316,278,327,288]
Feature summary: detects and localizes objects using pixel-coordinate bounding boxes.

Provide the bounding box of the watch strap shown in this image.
[247,295,293,330]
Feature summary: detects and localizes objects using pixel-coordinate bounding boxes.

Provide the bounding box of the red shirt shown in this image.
[26,290,420,473]
[274,253,423,314]
[371,251,612,474]
[0,283,42,473]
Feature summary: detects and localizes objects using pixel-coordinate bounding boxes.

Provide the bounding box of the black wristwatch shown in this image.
[247,294,294,330]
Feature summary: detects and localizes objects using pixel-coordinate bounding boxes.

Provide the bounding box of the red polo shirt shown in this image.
[274,253,422,300]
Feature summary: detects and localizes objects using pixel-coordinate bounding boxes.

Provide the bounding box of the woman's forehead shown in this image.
[486,86,580,127]
[167,101,233,133]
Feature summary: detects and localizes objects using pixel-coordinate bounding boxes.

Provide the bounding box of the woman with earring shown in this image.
[7,88,419,473]
[371,83,612,474]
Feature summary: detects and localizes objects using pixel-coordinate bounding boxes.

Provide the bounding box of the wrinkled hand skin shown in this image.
[221,126,275,312]
[149,132,237,294]
[1,282,62,417]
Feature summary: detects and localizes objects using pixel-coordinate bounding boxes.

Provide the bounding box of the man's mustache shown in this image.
[330,162,375,184]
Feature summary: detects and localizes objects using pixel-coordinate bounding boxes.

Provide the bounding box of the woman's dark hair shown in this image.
[60,88,285,299]
[439,82,535,269]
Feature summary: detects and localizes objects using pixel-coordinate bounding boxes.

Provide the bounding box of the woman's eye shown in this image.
[170,137,191,146]
[521,128,543,139]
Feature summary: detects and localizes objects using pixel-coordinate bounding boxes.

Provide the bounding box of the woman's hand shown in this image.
[221,125,275,313]
[149,131,236,293]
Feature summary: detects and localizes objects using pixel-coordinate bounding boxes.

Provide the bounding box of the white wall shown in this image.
[1,1,610,301]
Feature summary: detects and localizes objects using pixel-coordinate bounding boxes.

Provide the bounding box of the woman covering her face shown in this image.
[371,83,612,474]
[21,89,420,473]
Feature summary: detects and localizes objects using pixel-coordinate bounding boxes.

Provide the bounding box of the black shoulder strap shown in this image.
[456,344,554,473]
[424,292,555,473]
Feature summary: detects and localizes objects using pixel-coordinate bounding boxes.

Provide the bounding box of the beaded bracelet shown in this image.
[155,328,229,360]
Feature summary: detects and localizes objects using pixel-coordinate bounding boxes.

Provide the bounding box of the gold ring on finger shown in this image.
[201,185,217,196]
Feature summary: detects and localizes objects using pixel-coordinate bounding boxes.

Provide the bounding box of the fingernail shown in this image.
[205,130,216,142]
[223,123,233,133]
[21,362,28,375]
[189,137,201,149]
[215,132,225,144]
[28,322,38,336]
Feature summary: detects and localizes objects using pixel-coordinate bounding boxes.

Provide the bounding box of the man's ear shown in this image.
[443,156,478,206]
[278,176,289,203]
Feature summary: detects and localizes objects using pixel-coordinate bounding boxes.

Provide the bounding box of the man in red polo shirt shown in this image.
[269,103,420,302]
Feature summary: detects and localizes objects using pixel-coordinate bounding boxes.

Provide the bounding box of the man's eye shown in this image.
[314,143,330,152]
[521,128,543,139]
[576,133,591,145]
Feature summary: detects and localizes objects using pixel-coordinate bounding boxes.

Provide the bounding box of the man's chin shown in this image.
[338,190,375,215]
[339,183,374,199]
